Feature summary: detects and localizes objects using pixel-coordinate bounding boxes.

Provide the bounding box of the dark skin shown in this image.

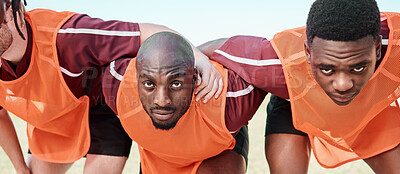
[0,0,11,26]
[305,36,382,105]
[0,0,25,39]
[136,33,246,173]
[199,34,385,173]
[305,36,400,173]
[0,2,30,174]
[0,0,12,56]
[136,34,196,130]
[264,35,386,174]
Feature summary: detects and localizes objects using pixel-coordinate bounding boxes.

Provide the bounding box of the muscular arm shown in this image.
[203,36,290,132]
[197,38,228,57]
[57,16,222,103]
[204,35,289,99]
[139,23,224,103]
[0,109,30,174]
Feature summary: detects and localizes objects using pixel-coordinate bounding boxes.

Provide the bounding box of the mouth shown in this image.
[330,94,356,105]
[151,109,175,121]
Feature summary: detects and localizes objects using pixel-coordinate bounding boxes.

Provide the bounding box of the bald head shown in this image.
[136,31,194,70]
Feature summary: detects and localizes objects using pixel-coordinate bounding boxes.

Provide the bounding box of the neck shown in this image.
[2,22,28,65]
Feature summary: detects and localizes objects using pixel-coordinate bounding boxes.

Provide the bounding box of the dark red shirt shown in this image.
[100,18,390,133]
[0,13,141,109]
[102,36,286,133]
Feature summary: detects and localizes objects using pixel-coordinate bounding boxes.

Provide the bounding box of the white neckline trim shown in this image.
[59,28,140,37]
[60,66,84,77]
[214,50,281,66]
[226,85,254,98]
[110,60,123,81]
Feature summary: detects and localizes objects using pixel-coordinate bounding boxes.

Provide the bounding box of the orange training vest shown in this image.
[0,9,90,163]
[117,60,235,174]
[271,12,400,168]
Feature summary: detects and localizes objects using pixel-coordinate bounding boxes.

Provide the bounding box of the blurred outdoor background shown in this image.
[1,0,399,173]
[1,95,374,173]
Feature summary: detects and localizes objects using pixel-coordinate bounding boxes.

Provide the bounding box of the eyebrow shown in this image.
[318,64,335,69]
[167,73,187,81]
[349,60,371,68]
[139,74,155,81]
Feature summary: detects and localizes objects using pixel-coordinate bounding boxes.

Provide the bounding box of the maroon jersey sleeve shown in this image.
[57,14,140,69]
[210,35,289,99]
[380,19,389,63]
[0,13,141,108]
[55,14,140,106]
[102,58,133,114]
[208,36,288,132]
[225,70,268,133]
[102,57,268,133]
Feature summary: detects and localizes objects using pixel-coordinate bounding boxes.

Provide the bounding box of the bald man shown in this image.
[101,31,288,173]
[0,1,223,173]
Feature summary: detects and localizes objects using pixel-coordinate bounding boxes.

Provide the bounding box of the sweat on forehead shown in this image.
[136,32,194,68]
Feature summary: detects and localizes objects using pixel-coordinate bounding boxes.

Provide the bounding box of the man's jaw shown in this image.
[330,92,357,106]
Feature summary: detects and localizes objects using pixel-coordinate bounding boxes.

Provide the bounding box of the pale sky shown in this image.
[26,0,400,45]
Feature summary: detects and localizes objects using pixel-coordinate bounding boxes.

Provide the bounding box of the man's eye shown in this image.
[321,68,333,74]
[352,66,365,72]
[171,82,182,88]
[143,81,154,88]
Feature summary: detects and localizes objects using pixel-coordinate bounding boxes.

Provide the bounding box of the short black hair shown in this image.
[306,0,381,44]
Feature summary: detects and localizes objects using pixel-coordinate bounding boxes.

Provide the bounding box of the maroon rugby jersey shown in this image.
[102,36,288,133]
[0,13,141,109]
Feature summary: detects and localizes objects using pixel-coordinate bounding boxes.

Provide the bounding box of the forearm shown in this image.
[0,109,29,173]
[197,38,228,58]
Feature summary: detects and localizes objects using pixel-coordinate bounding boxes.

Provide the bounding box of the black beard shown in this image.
[150,116,179,130]
[147,106,178,131]
[0,24,13,56]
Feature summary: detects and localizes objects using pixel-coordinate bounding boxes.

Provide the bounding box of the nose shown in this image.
[154,87,171,107]
[332,73,353,92]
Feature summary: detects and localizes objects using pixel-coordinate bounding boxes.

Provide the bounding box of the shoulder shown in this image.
[61,14,139,31]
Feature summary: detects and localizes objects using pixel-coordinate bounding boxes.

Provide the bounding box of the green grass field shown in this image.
[0,95,374,173]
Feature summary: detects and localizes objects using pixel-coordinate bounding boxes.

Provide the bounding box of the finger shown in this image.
[195,72,212,100]
[195,74,214,101]
[196,73,202,87]
[196,82,213,102]
[203,78,219,103]
[195,73,202,95]
[198,71,211,90]
[215,78,223,99]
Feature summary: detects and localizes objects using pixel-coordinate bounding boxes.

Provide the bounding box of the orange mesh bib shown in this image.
[271,12,400,168]
[117,60,235,174]
[0,9,90,163]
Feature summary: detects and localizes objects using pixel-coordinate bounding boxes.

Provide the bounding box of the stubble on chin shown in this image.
[0,23,13,56]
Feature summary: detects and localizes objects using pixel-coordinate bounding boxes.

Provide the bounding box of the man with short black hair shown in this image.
[267,0,400,173]
[0,0,223,173]
[199,0,400,173]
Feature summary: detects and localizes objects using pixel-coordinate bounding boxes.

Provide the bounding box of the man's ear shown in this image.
[304,40,311,64]
[376,35,382,61]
